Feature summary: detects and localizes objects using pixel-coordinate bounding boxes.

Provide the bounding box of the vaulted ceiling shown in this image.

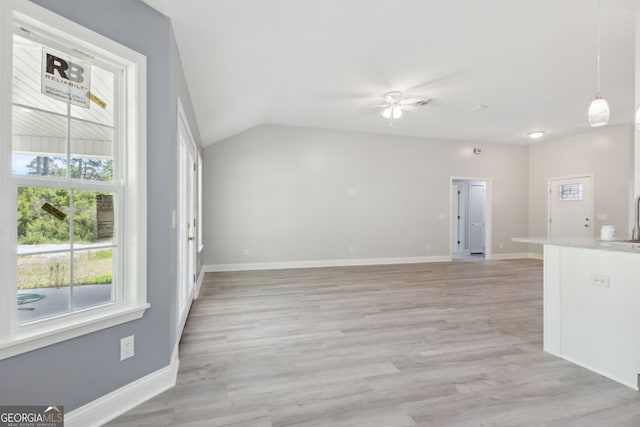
[142,0,637,147]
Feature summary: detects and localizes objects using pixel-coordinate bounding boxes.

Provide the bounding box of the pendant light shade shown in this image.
[589,0,609,127]
[588,97,609,127]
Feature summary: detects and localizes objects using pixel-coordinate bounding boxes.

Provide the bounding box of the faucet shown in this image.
[633,194,640,241]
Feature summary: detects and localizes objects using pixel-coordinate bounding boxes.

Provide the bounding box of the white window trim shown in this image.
[0,0,148,361]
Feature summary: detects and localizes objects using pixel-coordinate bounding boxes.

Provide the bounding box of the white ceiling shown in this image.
[143,0,637,146]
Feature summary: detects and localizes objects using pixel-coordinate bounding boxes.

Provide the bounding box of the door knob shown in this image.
[584,224,590,228]
[188,236,195,241]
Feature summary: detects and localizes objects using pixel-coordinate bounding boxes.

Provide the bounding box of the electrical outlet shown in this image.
[243,248,250,256]
[348,245,354,253]
[120,335,134,361]
[426,243,430,250]
[590,274,610,288]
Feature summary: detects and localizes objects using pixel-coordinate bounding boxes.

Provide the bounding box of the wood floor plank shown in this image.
[107,259,640,426]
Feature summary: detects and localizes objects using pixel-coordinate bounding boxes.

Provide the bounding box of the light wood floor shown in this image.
[108,258,640,426]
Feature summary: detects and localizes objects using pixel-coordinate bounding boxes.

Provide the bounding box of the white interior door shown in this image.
[469,183,486,254]
[177,101,198,335]
[452,185,461,254]
[549,176,592,239]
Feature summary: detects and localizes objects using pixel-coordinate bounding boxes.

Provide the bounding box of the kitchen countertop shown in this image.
[512,237,640,253]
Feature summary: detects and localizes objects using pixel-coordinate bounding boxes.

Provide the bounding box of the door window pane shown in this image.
[559,183,583,201]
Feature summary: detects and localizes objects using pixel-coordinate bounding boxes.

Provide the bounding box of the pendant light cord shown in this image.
[596,0,601,97]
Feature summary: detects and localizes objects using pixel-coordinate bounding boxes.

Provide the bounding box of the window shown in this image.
[0,0,148,359]
[558,183,583,201]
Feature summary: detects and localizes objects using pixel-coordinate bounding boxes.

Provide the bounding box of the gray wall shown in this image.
[529,125,634,244]
[529,125,633,244]
[168,24,203,353]
[202,124,530,266]
[0,0,201,411]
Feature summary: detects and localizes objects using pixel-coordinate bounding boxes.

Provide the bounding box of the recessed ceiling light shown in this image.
[527,131,545,139]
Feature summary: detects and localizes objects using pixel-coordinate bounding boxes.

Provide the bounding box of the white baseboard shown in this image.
[561,354,638,391]
[490,252,543,260]
[203,255,452,272]
[194,268,206,299]
[66,355,179,427]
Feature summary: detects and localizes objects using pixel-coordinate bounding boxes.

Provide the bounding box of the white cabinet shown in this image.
[544,244,640,390]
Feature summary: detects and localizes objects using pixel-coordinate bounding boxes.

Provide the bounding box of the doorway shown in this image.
[549,175,593,239]
[451,179,489,258]
[177,98,198,338]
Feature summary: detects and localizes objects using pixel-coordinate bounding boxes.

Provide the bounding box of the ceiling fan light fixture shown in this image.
[587,97,609,127]
[382,106,402,119]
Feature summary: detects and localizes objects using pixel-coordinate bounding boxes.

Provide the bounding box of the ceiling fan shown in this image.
[374,90,431,127]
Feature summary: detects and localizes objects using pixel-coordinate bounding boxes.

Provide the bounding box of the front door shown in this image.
[549,176,593,239]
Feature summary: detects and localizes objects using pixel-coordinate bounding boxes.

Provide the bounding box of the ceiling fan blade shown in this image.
[400,97,430,106]
[404,72,461,93]
[401,105,420,113]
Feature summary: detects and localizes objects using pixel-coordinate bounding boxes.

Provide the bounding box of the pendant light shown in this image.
[588,0,609,127]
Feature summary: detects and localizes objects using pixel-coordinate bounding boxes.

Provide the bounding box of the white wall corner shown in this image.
[65,357,179,427]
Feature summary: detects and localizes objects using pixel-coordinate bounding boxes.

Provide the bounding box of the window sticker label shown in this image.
[97,194,114,238]
[41,202,67,221]
[89,92,107,109]
[41,47,91,108]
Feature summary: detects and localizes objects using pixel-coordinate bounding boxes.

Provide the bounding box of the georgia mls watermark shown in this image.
[0,406,63,427]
